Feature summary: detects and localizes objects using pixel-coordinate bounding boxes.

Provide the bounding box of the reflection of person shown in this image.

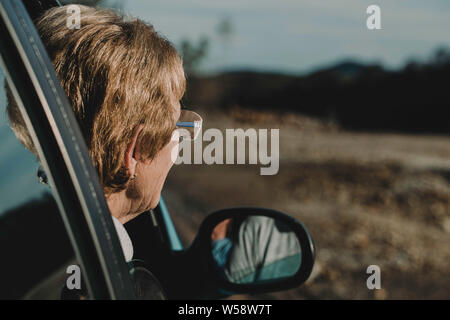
[211,219,233,269]
[211,216,302,284]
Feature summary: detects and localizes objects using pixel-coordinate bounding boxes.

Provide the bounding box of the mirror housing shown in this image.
[190,207,315,295]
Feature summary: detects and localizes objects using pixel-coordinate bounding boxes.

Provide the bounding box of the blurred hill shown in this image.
[184,48,450,134]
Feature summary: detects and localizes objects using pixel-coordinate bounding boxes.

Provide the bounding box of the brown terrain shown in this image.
[163,106,450,300]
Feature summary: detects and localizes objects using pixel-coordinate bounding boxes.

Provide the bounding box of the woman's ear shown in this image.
[125,124,144,178]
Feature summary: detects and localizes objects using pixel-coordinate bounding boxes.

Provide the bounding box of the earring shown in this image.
[131,174,137,180]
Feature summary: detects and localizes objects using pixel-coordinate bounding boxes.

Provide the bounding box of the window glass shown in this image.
[0,68,76,300]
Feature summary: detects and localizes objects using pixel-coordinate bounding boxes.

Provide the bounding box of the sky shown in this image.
[122,0,450,74]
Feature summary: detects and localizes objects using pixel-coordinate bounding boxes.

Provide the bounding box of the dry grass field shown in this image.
[164,107,450,299]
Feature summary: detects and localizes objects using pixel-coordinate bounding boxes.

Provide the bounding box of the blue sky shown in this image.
[123,0,450,74]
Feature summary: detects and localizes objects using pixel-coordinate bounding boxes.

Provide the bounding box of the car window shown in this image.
[0,68,76,299]
[0,71,48,213]
[0,0,135,300]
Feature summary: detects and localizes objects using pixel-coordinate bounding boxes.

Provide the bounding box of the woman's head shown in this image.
[6,5,185,222]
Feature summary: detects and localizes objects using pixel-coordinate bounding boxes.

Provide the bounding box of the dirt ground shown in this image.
[163,107,450,300]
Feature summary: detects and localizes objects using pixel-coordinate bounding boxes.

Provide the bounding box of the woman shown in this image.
[6,5,201,261]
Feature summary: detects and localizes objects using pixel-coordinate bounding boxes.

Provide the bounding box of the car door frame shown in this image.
[0,0,136,299]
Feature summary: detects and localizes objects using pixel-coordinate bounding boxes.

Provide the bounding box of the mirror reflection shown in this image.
[211,215,302,285]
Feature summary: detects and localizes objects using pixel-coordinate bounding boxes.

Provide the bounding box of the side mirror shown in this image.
[192,207,315,295]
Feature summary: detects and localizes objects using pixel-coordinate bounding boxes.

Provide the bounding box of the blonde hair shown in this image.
[6,5,185,194]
